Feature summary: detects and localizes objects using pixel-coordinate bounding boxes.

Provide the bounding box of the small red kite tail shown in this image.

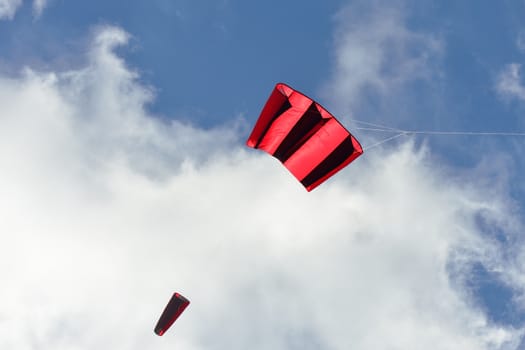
[247,83,363,191]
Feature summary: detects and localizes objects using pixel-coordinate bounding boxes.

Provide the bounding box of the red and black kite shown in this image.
[247,83,363,191]
[154,292,190,336]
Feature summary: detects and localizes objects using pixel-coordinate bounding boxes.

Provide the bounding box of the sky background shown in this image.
[1,0,525,349]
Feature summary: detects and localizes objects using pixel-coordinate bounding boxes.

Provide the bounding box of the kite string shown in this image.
[353,127,404,133]
[351,118,525,151]
[362,132,408,151]
[350,119,405,132]
[399,130,525,136]
[351,118,525,136]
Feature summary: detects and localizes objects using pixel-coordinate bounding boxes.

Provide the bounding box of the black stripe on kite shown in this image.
[254,99,292,149]
[300,136,355,189]
[273,103,328,163]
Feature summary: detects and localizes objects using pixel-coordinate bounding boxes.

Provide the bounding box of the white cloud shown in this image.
[0,0,22,20]
[0,0,48,20]
[323,1,442,118]
[0,24,524,350]
[494,31,525,101]
[32,0,47,18]
[496,63,525,101]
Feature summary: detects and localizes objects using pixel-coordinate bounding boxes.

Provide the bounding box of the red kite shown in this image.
[247,83,363,191]
[154,292,190,336]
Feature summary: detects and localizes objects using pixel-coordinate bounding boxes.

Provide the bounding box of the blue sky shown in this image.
[0,0,344,124]
[1,1,525,349]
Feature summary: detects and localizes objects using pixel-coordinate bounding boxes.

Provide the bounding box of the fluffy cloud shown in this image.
[0,0,22,19]
[0,24,523,350]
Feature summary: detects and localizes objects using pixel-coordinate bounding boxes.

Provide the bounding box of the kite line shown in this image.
[349,119,525,151]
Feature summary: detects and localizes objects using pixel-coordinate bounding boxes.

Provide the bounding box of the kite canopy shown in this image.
[154,292,190,336]
[247,83,363,191]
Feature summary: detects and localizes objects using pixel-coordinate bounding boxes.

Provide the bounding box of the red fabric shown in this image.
[154,292,190,336]
[247,83,363,191]
[284,118,349,180]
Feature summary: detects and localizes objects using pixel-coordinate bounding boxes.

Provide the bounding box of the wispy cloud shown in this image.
[0,0,48,20]
[0,0,22,20]
[32,0,47,18]
[0,24,523,349]
[496,63,525,101]
[324,0,442,119]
